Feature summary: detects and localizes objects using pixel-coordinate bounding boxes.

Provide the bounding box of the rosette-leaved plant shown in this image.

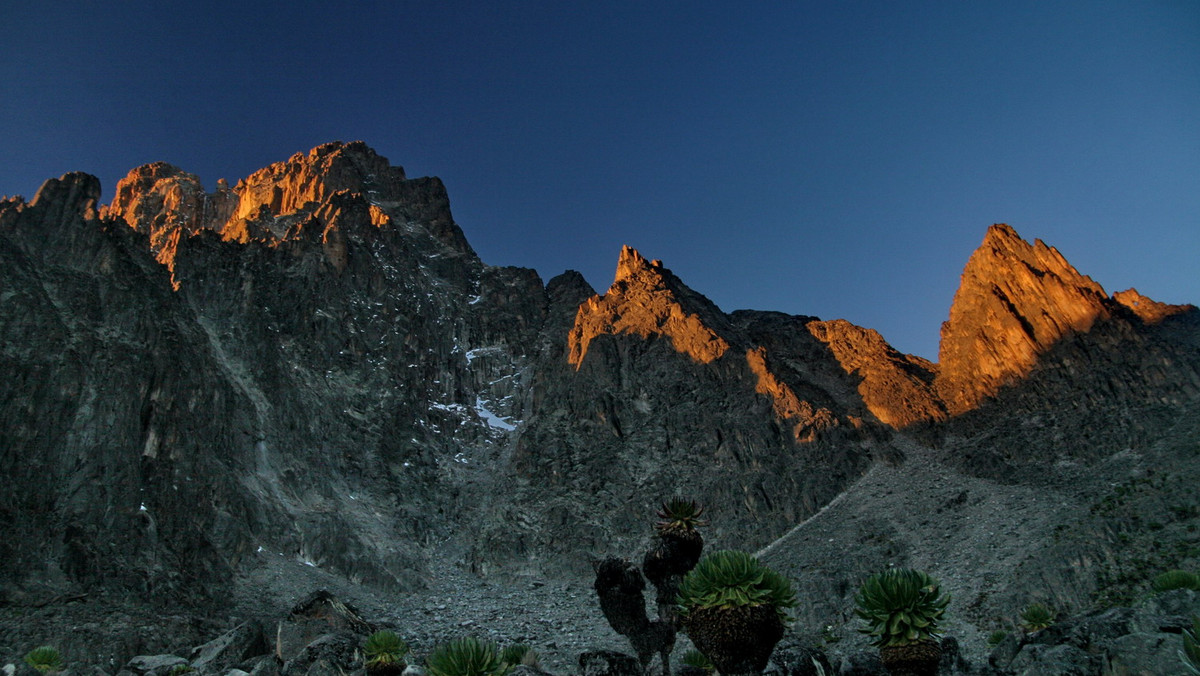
[426,637,505,676]
[1152,569,1200,593]
[498,644,538,671]
[1018,603,1055,633]
[854,568,949,676]
[364,630,408,676]
[24,646,62,674]
[1182,615,1200,675]
[677,550,796,676]
[645,498,707,581]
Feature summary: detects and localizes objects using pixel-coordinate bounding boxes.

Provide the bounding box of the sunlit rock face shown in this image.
[568,245,731,367]
[805,319,946,428]
[104,142,471,283]
[1113,287,1194,325]
[935,224,1115,415]
[932,224,1200,474]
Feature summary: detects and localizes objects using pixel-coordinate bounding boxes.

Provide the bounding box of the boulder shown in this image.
[247,657,280,676]
[578,651,641,676]
[762,641,832,676]
[1008,643,1095,675]
[190,621,268,674]
[276,591,371,662]
[936,637,972,675]
[279,633,360,676]
[124,655,189,676]
[835,652,884,676]
[1102,632,1183,676]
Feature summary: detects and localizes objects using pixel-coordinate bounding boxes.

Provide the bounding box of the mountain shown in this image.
[1,142,1197,671]
[1,142,546,603]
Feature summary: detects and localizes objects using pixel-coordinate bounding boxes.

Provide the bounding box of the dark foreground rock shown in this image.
[989,589,1199,675]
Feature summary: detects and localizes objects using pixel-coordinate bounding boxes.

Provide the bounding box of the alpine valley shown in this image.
[1,142,1197,675]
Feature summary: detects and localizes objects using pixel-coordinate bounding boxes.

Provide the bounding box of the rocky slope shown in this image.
[1,143,1198,674]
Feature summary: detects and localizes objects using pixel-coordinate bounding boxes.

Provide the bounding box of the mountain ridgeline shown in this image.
[2,142,1197,624]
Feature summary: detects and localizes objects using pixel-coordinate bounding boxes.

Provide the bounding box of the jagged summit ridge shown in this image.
[102,141,472,281]
[1113,287,1195,324]
[568,245,732,367]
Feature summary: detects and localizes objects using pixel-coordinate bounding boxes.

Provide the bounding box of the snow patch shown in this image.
[475,398,517,431]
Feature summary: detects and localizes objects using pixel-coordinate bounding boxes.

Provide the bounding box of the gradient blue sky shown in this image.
[3,2,1197,359]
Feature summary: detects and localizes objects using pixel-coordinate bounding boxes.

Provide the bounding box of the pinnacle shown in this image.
[613,245,662,285]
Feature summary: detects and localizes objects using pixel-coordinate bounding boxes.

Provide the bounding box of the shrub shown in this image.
[498,644,538,670]
[1019,603,1056,632]
[426,637,504,676]
[986,630,1008,648]
[365,630,409,669]
[1152,570,1200,593]
[24,646,62,674]
[168,666,195,676]
[853,568,950,648]
[676,550,796,621]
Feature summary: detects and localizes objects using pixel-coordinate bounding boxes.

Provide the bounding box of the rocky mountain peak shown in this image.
[612,244,663,284]
[102,141,472,284]
[1113,287,1195,324]
[229,140,405,225]
[30,171,102,220]
[936,223,1116,414]
[567,245,731,368]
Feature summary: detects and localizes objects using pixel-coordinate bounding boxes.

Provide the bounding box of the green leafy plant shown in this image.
[365,630,409,670]
[168,666,196,676]
[1019,603,1056,632]
[656,498,707,536]
[426,637,504,676]
[853,568,950,648]
[1182,615,1200,675]
[498,644,538,670]
[677,550,797,675]
[1152,569,1200,593]
[681,649,714,673]
[677,550,796,621]
[986,630,1009,648]
[24,646,63,674]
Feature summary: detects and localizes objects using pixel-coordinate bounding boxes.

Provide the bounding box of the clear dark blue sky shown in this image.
[3,2,1197,359]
